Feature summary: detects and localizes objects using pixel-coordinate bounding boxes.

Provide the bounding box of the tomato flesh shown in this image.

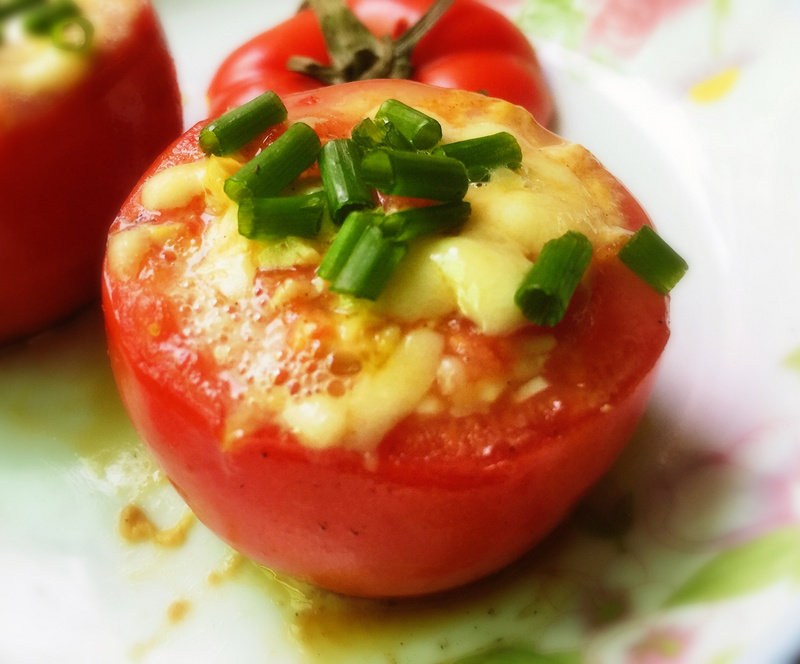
[103,80,669,597]
[0,0,181,344]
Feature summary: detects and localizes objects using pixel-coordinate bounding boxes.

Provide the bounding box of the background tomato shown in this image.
[207,0,553,126]
[103,81,667,598]
[0,0,181,344]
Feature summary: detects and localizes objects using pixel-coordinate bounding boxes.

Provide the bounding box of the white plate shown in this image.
[3,1,800,662]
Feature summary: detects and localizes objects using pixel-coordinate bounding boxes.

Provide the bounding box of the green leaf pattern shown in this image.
[784,346,800,374]
[665,528,800,608]
[517,0,585,47]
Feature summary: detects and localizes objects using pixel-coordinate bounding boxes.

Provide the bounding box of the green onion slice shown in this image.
[224,122,321,202]
[617,225,688,294]
[351,116,416,152]
[318,139,374,224]
[380,201,471,242]
[199,91,287,157]
[374,99,442,150]
[318,210,407,300]
[238,190,326,241]
[22,0,78,34]
[360,149,469,201]
[328,224,407,300]
[50,15,92,51]
[318,210,382,282]
[435,132,523,182]
[515,231,593,327]
[351,118,389,151]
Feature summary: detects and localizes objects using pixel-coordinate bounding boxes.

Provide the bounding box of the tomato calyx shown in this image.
[288,0,454,84]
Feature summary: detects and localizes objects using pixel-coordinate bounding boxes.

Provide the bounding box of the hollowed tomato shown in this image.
[103,80,669,598]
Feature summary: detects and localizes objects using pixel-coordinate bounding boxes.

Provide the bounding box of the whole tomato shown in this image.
[103,80,669,598]
[207,0,553,126]
[0,0,182,344]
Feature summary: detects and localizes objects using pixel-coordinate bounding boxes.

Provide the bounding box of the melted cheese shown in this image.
[281,329,444,450]
[115,95,632,452]
[377,144,626,334]
[375,238,456,321]
[428,236,530,335]
[141,161,207,211]
[106,222,181,281]
[192,205,256,300]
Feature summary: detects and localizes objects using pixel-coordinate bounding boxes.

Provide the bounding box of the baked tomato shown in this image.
[103,80,671,598]
[0,0,181,344]
[207,0,553,127]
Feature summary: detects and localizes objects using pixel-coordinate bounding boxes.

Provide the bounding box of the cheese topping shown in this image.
[109,96,631,452]
[106,222,182,281]
[280,328,444,451]
[427,236,530,335]
[141,161,208,211]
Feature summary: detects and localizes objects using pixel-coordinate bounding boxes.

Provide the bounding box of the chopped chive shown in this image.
[351,116,415,151]
[22,0,78,34]
[380,201,471,242]
[375,99,442,150]
[238,190,326,240]
[0,0,45,20]
[50,15,92,51]
[318,139,374,224]
[318,209,408,300]
[515,231,593,327]
[351,118,388,151]
[328,224,407,300]
[353,118,415,151]
[360,149,469,201]
[617,225,687,294]
[199,91,287,156]
[382,123,415,151]
[435,132,523,182]
[318,210,383,282]
[224,122,321,202]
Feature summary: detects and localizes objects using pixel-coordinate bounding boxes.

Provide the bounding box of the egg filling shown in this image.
[106,98,633,452]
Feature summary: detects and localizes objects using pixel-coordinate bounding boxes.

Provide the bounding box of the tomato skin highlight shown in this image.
[103,81,668,598]
[0,0,182,344]
[206,0,554,126]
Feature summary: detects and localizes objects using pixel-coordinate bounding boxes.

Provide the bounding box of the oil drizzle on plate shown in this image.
[0,306,684,664]
[118,503,196,547]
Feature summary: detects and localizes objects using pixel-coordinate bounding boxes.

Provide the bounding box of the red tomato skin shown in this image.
[206,9,330,115]
[348,0,539,64]
[206,0,553,126]
[104,81,668,598]
[106,325,657,597]
[0,1,181,344]
[415,51,553,132]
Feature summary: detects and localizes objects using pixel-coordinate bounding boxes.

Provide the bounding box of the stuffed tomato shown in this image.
[0,0,181,343]
[103,79,678,598]
[207,0,553,127]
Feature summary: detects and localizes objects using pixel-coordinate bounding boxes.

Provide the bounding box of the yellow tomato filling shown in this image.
[107,105,631,451]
